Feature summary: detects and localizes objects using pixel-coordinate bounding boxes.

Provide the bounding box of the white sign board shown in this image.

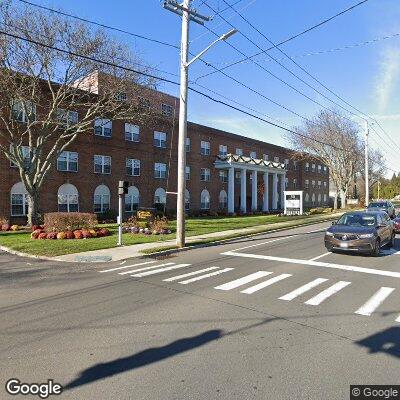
[284,191,303,216]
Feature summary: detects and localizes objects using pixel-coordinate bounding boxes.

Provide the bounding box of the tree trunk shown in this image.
[333,193,338,210]
[340,190,347,209]
[27,191,41,226]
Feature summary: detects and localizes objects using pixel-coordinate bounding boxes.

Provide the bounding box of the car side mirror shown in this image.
[331,221,336,225]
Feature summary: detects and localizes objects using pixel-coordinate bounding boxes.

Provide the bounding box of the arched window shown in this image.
[10,182,28,216]
[201,189,210,210]
[58,184,79,212]
[125,186,139,213]
[94,185,110,213]
[311,193,316,205]
[317,193,321,204]
[219,190,227,209]
[305,193,309,203]
[154,187,166,205]
[185,189,190,211]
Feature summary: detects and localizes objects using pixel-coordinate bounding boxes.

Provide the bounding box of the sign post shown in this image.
[284,191,303,216]
[117,181,129,246]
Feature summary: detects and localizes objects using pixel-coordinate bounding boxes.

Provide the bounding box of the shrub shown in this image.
[149,216,169,234]
[46,232,57,240]
[73,230,83,239]
[0,217,9,226]
[89,229,98,238]
[44,212,97,232]
[65,230,75,239]
[31,230,41,239]
[97,209,118,223]
[98,228,110,237]
[38,232,48,239]
[10,225,19,231]
[126,216,140,229]
[1,224,10,231]
[81,229,91,239]
[57,232,66,240]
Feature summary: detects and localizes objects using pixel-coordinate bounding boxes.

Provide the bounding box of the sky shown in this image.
[21,0,400,175]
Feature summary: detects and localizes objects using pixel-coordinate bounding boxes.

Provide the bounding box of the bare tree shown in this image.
[287,110,362,209]
[0,1,159,225]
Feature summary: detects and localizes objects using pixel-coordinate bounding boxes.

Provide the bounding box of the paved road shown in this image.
[1,221,400,400]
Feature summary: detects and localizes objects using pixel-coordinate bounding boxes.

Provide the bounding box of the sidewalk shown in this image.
[53,214,341,263]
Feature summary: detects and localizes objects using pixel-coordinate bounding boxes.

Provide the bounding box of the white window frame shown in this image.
[57,184,79,213]
[93,185,110,213]
[201,168,211,182]
[219,144,228,156]
[94,155,111,174]
[250,151,257,159]
[10,145,31,169]
[126,158,140,176]
[125,123,140,142]
[305,179,309,189]
[263,154,269,161]
[10,182,29,216]
[219,190,228,209]
[94,118,112,137]
[201,189,210,210]
[154,131,167,148]
[161,103,173,117]
[154,162,167,179]
[125,186,140,213]
[201,141,210,156]
[57,108,78,127]
[185,137,191,152]
[185,165,191,181]
[57,151,78,172]
[236,148,243,156]
[274,156,280,163]
[219,170,228,183]
[12,100,36,123]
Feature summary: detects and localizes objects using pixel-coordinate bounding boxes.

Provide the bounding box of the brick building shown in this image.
[0,73,329,223]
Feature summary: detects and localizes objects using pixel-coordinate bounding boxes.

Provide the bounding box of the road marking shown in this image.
[305,281,351,305]
[222,251,400,278]
[355,287,395,316]
[279,278,329,301]
[99,260,157,273]
[309,252,331,261]
[241,274,292,294]
[118,262,175,275]
[214,271,272,291]
[179,268,234,284]
[132,264,191,277]
[163,267,219,282]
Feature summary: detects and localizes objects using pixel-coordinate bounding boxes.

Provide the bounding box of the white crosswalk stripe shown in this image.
[279,278,329,301]
[99,260,156,273]
[241,274,292,294]
[355,287,395,316]
[132,264,191,277]
[179,268,234,284]
[214,271,272,291]
[305,281,351,305]
[119,262,175,275]
[163,267,219,282]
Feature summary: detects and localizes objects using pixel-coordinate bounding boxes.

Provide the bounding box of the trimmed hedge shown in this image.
[44,212,97,232]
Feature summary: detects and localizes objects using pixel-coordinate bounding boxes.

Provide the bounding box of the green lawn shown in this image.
[0,213,339,257]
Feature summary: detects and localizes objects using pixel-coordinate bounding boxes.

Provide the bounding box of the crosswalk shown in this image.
[99,261,400,323]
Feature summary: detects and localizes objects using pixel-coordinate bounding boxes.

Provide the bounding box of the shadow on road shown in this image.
[356,326,400,358]
[65,329,223,390]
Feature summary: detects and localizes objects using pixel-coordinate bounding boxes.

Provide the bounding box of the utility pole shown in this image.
[377,180,381,200]
[163,0,237,248]
[365,121,369,207]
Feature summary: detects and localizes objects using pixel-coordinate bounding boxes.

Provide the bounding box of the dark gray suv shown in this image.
[367,201,395,219]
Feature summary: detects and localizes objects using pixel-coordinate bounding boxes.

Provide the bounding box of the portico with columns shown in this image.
[215,154,287,214]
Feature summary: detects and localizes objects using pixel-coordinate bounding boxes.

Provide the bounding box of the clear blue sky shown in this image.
[31,0,400,174]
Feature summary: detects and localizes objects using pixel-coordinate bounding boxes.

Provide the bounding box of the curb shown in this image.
[0,245,55,261]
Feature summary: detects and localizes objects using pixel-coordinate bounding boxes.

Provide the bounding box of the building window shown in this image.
[323,166,328,174]
[12,100,36,123]
[57,151,78,172]
[201,141,210,155]
[154,163,167,179]
[284,159,289,168]
[94,118,112,137]
[293,161,298,170]
[161,103,173,117]
[57,183,79,212]
[138,97,151,109]
[219,170,228,183]
[201,168,210,182]
[318,193,322,204]
[201,189,210,210]
[274,156,279,163]
[324,181,327,188]
[219,190,228,209]
[154,187,166,205]
[285,177,288,188]
[219,145,227,156]
[250,151,257,159]
[311,163,316,173]
[312,180,316,188]
[318,181,322,189]
[94,155,111,174]
[236,148,243,156]
[305,162,309,172]
[154,131,167,148]
[125,186,139,213]
[185,189,190,211]
[293,178,297,188]
[115,92,127,102]
[311,193,316,205]
[305,193,309,203]
[10,182,28,216]
[186,137,191,152]
[305,179,309,189]
[126,158,140,176]
[185,166,191,181]
[10,145,32,169]
[324,194,327,202]
[125,123,140,142]
[318,165,322,173]
[57,109,78,127]
[93,185,110,213]
[263,154,269,161]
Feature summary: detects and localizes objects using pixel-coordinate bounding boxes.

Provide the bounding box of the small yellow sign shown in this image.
[137,210,154,220]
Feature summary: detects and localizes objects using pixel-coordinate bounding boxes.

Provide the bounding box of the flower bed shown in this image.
[123,216,172,236]
[31,227,111,240]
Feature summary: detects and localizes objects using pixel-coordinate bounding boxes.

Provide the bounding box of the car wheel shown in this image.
[372,238,381,257]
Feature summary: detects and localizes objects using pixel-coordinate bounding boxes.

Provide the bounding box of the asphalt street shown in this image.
[1,221,400,400]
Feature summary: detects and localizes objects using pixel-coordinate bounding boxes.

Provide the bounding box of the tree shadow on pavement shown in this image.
[356,326,400,358]
[64,329,223,390]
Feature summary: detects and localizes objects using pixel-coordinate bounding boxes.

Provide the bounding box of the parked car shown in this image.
[394,213,400,234]
[367,201,395,218]
[324,211,394,256]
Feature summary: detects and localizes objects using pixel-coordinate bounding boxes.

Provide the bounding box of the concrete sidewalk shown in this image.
[53,214,341,263]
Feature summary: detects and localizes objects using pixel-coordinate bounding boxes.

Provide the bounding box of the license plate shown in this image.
[340,242,349,248]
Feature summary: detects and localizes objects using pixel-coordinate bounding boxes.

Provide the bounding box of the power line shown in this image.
[16,0,180,49]
[197,0,370,80]
[0,29,351,153]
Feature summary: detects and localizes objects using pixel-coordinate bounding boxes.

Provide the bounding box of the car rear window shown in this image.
[337,214,376,226]
[368,202,387,208]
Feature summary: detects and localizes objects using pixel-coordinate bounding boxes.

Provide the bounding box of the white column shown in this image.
[272,173,278,210]
[280,173,286,210]
[263,172,269,212]
[251,170,258,211]
[240,168,247,213]
[228,167,235,213]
